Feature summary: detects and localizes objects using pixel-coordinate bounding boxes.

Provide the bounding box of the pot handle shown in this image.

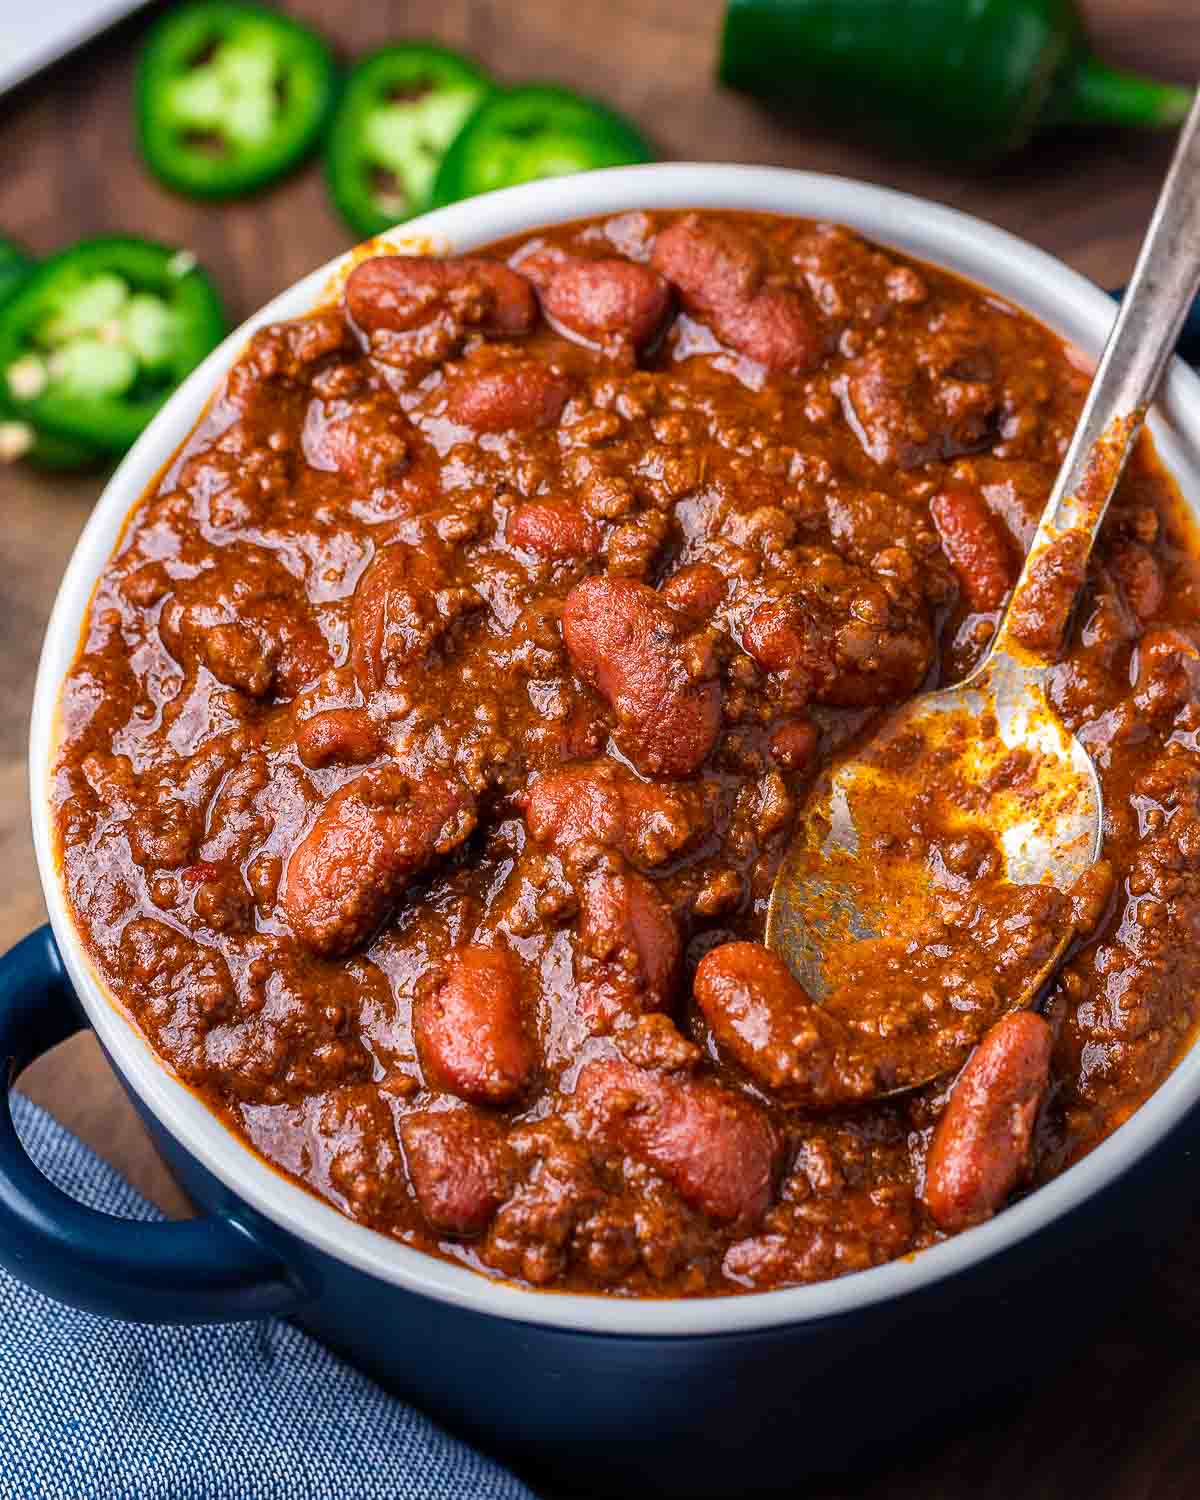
[0,925,307,1324]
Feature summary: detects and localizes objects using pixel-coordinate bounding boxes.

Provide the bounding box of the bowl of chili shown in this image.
[7,164,1200,1495]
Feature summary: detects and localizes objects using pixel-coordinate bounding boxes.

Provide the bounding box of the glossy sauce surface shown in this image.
[52,211,1200,1296]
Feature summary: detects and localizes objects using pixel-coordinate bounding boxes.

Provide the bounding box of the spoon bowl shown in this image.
[766,89,1200,1097]
[766,650,1103,1093]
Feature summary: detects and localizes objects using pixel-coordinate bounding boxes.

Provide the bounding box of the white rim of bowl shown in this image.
[28,163,1200,1338]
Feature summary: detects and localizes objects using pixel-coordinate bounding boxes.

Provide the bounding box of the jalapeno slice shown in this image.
[0,238,33,310]
[0,239,99,468]
[136,1,337,196]
[430,85,653,208]
[0,418,103,471]
[0,238,225,458]
[325,43,495,238]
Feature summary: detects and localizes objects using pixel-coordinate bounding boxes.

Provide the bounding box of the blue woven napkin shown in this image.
[1,1092,536,1500]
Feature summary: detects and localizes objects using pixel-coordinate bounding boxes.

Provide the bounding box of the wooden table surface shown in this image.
[3,1,1200,1494]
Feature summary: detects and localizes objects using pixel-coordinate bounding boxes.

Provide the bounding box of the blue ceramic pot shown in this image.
[5,922,1200,1496]
[5,167,1200,1496]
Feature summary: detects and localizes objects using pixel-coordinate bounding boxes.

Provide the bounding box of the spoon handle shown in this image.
[993,88,1200,665]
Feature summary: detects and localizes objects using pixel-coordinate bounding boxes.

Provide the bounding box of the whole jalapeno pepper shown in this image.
[719,0,1193,163]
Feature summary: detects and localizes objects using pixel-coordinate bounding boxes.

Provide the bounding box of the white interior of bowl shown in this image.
[28,163,1200,1337]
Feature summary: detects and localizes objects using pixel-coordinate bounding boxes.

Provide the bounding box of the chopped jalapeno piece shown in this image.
[136,1,337,196]
[0,237,225,458]
[325,43,495,238]
[430,85,653,209]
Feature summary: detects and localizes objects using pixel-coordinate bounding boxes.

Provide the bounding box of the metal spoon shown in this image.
[766,90,1200,1097]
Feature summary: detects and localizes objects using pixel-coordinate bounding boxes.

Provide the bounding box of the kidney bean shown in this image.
[742,597,842,704]
[445,361,573,433]
[577,863,680,1008]
[652,215,764,307]
[922,1010,1053,1232]
[694,942,855,1107]
[767,717,818,772]
[659,561,726,620]
[519,760,697,866]
[651,215,821,374]
[507,499,602,561]
[400,1109,515,1236]
[1070,858,1115,938]
[345,255,537,339]
[575,1059,780,1228]
[522,251,671,355]
[930,486,1017,611]
[295,708,381,769]
[350,542,473,693]
[561,575,722,777]
[521,765,623,851]
[283,765,475,956]
[414,946,536,1105]
[743,600,824,680]
[718,288,824,374]
[1110,541,1164,623]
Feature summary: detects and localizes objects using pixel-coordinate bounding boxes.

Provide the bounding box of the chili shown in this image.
[136,1,337,197]
[719,0,1194,163]
[51,210,1200,1298]
[325,43,496,238]
[430,85,652,208]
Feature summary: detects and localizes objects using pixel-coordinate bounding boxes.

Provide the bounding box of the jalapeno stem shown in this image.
[1050,55,1193,131]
